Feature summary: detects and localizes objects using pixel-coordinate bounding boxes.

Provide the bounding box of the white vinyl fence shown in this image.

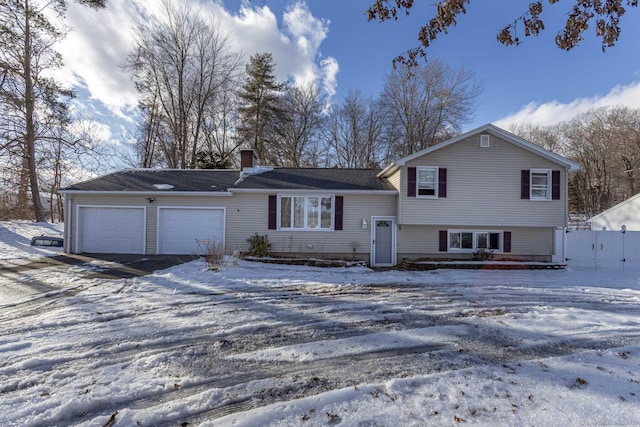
[564,229,640,268]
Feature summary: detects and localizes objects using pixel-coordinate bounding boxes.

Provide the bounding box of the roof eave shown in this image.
[230,188,398,195]
[392,123,581,171]
[378,163,399,178]
[589,192,640,220]
[58,190,234,196]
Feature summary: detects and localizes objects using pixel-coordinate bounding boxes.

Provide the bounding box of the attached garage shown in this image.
[77,206,146,254]
[157,207,225,255]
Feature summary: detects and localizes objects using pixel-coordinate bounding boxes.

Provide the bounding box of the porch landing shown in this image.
[398,260,567,271]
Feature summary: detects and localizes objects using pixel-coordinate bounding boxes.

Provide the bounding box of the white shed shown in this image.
[590,193,640,231]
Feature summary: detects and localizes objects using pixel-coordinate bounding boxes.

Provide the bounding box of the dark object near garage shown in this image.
[31,235,63,247]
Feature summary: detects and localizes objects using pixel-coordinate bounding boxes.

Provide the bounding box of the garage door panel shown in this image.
[158,208,225,255]
[79,207,145,254]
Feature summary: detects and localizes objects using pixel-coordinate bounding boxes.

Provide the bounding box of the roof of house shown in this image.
[62,124,578,194]
[378,123,581,178]
[60,169,241,193]
[60,168,396,193]
[235,168,395,191]
[589,192,640,221]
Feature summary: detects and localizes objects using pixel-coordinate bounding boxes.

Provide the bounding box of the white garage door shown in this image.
[157,207,225,255]
[78,206,145,254]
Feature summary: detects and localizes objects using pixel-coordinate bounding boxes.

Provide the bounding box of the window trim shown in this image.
[277,194,334,231]
[530,168,551,201]
[416,166,439,199]
[447,229,504,253]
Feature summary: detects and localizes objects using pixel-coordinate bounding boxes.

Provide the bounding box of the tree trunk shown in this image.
[23,0,45,222]
[17,153,30,216]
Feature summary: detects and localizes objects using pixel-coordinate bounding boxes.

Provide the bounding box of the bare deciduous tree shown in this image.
[273,84,324,167]
[512,106,640,216]
[509,123,566,154]
[323,91,387,168]
[381,61,480,158]
[126,0,242,169]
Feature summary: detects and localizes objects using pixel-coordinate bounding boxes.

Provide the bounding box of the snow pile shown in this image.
[0,221,63,260]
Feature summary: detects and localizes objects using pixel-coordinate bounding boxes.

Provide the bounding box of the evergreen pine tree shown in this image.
[237,52,288,165]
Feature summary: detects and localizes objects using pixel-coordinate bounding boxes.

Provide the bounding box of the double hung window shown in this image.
[417,166,438,197]
[530,169,551,200]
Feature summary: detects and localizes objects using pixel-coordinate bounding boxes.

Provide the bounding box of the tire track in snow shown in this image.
[3,275,640,426]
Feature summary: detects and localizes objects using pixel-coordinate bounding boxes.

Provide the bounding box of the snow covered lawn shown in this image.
[1,243,640,425]
[0,221,64,261]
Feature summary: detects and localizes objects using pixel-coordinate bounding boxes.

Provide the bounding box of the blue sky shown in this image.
[56,0,640,169]
[278,0,640,128]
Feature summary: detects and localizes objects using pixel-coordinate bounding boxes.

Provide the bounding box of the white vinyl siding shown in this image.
[65,193,396,258]
[387,170,401,191]
[397,225,555,261]
[231,193,395,256]
[400,133,567,227]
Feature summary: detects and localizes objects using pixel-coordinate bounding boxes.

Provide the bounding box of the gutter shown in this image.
[229,189,398,195]
[58,190,234,196]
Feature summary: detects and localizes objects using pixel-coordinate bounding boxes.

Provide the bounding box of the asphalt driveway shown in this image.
[0,254,192,306]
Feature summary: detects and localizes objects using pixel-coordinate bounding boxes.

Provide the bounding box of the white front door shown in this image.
[371,217,396,267]
[157,207,225,255]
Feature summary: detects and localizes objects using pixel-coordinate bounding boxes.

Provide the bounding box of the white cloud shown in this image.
[55,1,142,119]
[281,2,335,91]
[321,57,339,99]
[495,81,640,128]
[55,0,338,120]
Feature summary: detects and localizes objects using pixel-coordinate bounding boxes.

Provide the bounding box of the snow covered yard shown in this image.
[1,237,640,425]
[0,221,64,261]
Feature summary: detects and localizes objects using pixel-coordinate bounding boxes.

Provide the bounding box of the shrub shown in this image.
[248,233,271,257]
[472,248,494,261]
[197,239,226,270]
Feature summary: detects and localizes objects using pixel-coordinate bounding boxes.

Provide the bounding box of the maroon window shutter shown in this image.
[268,195,277,230]
[439,230,447,252]
[552,170,560,200]
[503,231,512,253]
[407,167,416,197]
[438,168,447,198]
[521,170,530,199]
[334,196,343,231]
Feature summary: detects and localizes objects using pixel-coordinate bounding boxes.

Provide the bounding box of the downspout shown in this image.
[65,195,71,253]
[563,167,570,262]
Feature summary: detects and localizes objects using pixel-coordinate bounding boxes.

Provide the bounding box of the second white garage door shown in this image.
[157,207,225,255]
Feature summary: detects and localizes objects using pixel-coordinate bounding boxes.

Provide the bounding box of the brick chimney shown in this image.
[240,149,258,172]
